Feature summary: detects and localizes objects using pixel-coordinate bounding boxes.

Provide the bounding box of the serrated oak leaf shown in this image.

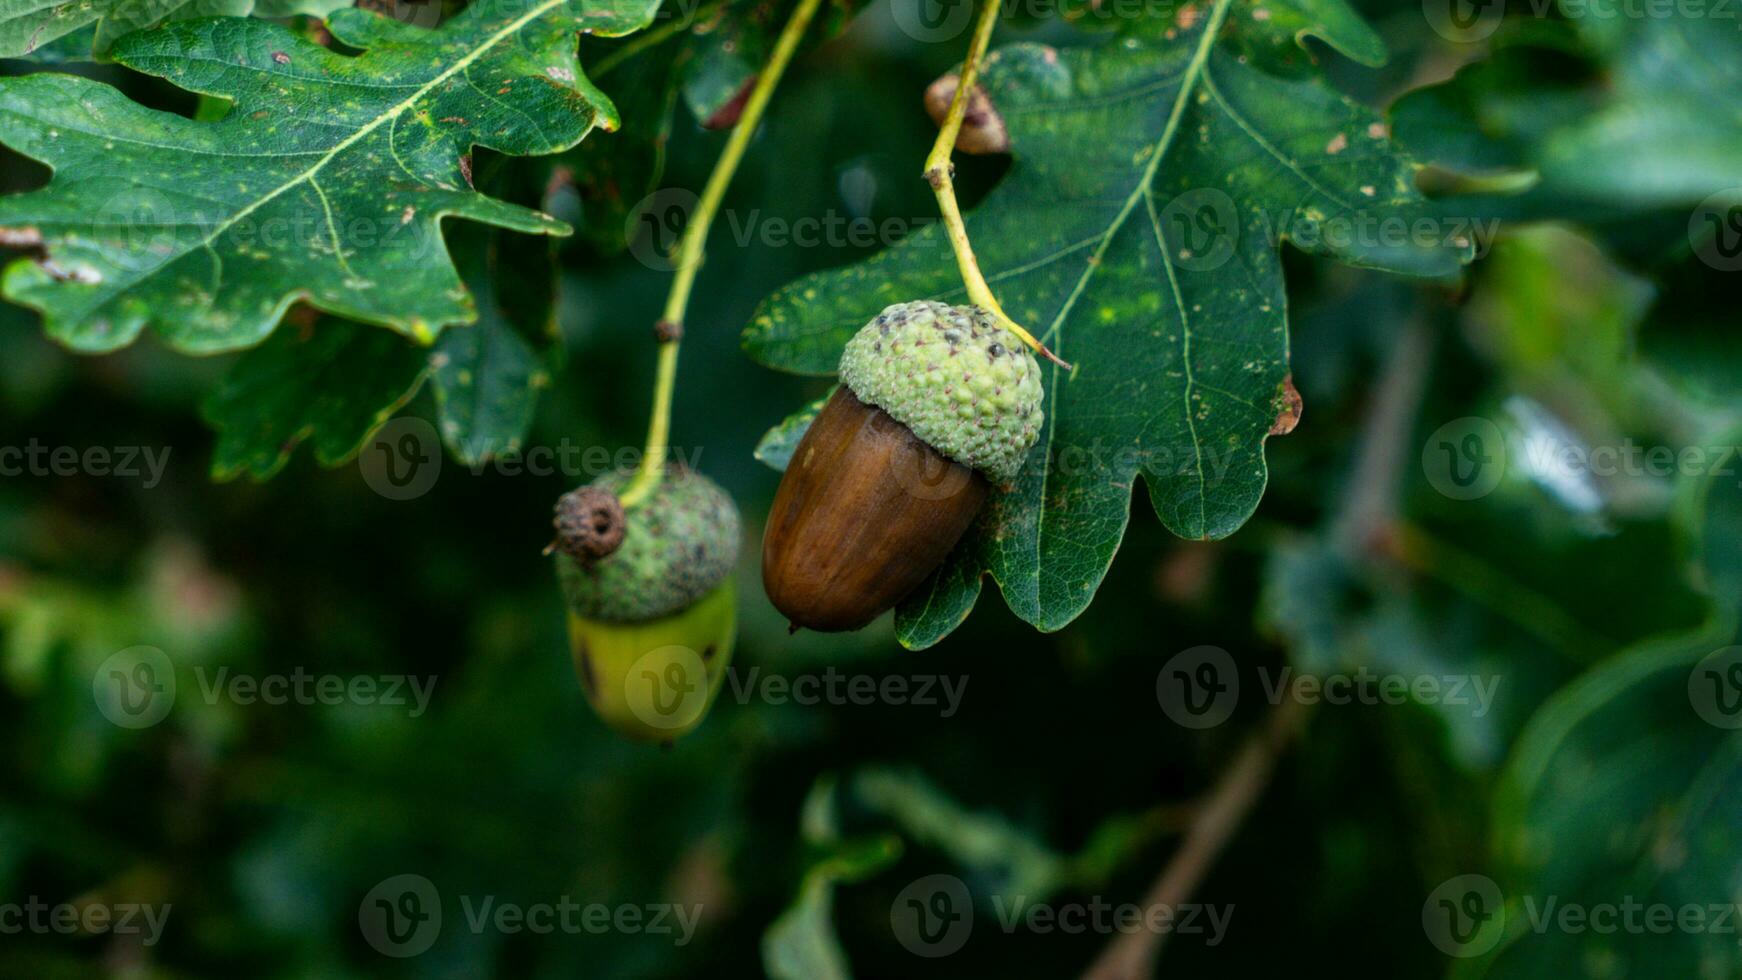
[0,0,657,354]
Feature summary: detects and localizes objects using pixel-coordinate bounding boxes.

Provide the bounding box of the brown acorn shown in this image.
[763,301,1045,632]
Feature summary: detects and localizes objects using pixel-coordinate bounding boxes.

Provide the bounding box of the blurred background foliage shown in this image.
[0,0,1739,976]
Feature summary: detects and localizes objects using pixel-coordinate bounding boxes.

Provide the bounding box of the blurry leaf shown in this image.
[1458,226,1667,521]
[203,319,428,479]
[1463,226,1652,390]
[1391,39,1593,180]
[746,3,1469,646]
[844,768,1167,898]
[0,0,346,61]
[849,768,1068,899]
[763,768,1169,979]
[762,835,902,980]
[1395,13,1742,207]
[1537,13,1742,206]
[1453,426,1742,976]
[430,231,555,464]
[0,0,659,354]
[753,387,832,471]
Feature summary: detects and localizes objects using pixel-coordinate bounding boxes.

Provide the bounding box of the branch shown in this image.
[1078,698,1307,980]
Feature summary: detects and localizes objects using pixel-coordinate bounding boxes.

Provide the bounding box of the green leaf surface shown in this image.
[744,0,1468,645]
[1227,0,1386,74]
[0,0,346,61]
[430,228,554,464]
[753,386,831,470]
[0,0,658,354]
[203,318,428,479]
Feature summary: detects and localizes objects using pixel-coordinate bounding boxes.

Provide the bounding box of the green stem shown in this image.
[923,0,1070,370]
[617,0,822,509]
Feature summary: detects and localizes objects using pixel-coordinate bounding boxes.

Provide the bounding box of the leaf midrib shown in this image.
[1026,0,1236,581]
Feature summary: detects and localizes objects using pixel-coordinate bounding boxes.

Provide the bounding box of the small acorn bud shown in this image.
[553,466,741,742]
[763,301,1044,632]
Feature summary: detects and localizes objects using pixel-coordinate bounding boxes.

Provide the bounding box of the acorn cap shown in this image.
[554,466,741,623]
[837,301,1044,482]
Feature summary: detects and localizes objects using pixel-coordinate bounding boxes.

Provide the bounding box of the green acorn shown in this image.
[553,465,740,742]
[763,301,1044,631]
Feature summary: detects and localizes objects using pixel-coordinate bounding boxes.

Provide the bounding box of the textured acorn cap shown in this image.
[554,466,740,623]
[837,301,1044,482]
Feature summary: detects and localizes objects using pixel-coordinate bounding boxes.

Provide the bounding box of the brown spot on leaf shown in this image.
[1269,375,1303,436]
[271,51,289,64]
